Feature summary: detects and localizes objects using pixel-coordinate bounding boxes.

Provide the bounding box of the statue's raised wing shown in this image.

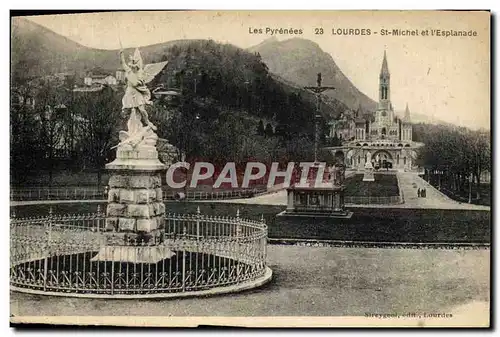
[133,48,144,70]
[143,61,168,84]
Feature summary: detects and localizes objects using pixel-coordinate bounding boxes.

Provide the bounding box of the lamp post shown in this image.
[468,172,473,204]
[304,73,335,163]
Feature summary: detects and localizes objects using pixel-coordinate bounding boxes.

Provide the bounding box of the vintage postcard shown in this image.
[9,10,490,328]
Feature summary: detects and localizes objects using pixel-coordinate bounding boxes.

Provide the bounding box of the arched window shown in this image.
[403,157,406,165]
[397,154,400,164]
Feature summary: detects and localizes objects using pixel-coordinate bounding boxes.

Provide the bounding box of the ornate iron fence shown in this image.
[10,187,268,202]
[10,208,269,298]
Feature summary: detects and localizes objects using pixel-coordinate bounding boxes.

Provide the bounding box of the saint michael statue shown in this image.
[115,48,168,148]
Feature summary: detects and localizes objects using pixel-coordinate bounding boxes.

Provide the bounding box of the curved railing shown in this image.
[10,210,269,298]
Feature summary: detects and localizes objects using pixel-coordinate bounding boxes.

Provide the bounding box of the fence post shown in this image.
[260,214,266,266]
[236,208,241,281]
[196,206,201,240]
[43,206,54,292]
[182,225,187,291]
[96,204,103,231]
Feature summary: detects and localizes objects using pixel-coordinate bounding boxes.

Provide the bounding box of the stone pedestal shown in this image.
[363,161,375,182]
[363,169,375,182]
[92,143,173,264]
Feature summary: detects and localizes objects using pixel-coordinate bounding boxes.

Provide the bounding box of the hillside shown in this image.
[151,39,343,131]
[11,17,194,81]
[11,17,346,121]
[248,37,377,113]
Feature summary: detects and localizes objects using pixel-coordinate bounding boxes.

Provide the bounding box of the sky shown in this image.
[24,11,490,130]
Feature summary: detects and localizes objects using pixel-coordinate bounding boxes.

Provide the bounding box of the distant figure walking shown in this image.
[417,188,421,198]
[422,188,426,198]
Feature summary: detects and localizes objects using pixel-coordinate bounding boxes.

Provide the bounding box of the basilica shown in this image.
[326,51,423,171]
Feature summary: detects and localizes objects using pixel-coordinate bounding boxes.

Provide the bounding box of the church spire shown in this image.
[404,103,411,121]
[379,50,391,105]
[380,50,389,76]
[355,102,364,120]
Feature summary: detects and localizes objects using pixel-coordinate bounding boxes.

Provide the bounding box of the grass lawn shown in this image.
[12,201,490,244]
[344,174,399,197]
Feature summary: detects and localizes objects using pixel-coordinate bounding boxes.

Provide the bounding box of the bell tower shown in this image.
[379,50,391,111]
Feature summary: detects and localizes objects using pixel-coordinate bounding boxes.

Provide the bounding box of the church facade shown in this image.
[325,51,423,172]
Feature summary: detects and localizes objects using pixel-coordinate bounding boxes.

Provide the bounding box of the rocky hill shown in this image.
[248,37,377,113]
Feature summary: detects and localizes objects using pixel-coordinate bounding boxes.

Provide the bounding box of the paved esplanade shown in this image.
[202,172,490,211]
[10,245,489,323]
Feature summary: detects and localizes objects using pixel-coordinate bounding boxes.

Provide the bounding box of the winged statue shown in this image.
[114,48,168,149]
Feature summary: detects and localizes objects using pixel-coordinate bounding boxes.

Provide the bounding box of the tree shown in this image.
[31,79,68,186]
[265,123,274,137]
[256,120,265,136]
[38,105,65,186]
[414,122,491,200]
[10,87,42,184]
[74,86,121,187]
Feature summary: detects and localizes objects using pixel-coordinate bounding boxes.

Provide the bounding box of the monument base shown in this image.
[91,246,175,264]
[277,210,353,219]
[280,185,352,219]
[362,171,375,182]
[101,143,169,264]
[363,161,375,181]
